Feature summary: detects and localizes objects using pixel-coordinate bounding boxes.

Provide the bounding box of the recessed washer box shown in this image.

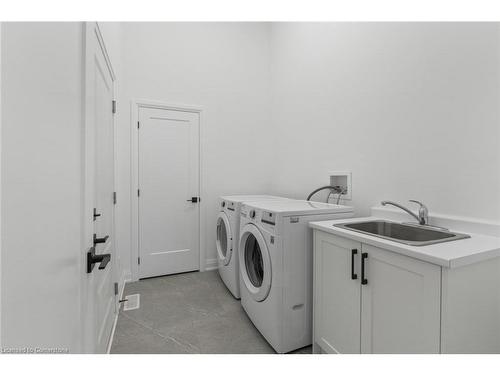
[329,171,352,200]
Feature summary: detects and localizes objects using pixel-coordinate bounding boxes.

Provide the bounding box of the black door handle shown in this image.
[98,254,111,270]
[87,247,111,273]
[187,197,200,203]
[351,249,358,280]
[361,253,368,285]
[93,234,109,246]
[93,208,101,221]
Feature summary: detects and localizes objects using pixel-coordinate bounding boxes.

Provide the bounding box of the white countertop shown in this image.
[310,216,500,268]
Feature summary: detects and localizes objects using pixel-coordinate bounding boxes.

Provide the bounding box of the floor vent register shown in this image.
[123,294,140,311]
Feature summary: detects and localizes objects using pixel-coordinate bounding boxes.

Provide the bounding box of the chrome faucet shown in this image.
[381,200,429,225]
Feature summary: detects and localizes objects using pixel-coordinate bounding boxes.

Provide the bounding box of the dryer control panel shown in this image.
[221,200,236,211]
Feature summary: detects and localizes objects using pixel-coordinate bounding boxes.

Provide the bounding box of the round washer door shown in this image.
[239,224,272,302]
[216,212,233,265]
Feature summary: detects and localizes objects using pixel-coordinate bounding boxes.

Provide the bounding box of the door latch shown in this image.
[187,197,200,203]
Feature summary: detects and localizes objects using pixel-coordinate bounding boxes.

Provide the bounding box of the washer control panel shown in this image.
[261,211,275,226]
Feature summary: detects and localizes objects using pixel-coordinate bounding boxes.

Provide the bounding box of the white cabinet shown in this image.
[313,231,441,354]
[360,244,441,353]
[313,232,361,353]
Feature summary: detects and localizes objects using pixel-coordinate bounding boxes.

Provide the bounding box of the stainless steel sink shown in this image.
[334,220,470,246]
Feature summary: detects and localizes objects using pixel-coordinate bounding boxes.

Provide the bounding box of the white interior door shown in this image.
[83,23,116,353]
[138,107,200,279]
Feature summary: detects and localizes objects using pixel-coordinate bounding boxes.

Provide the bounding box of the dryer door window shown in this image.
[239,224,272,302]
[216,212,232,265]
[244,234,264,287]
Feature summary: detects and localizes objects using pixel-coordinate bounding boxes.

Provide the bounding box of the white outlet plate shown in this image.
[329,171,352,200]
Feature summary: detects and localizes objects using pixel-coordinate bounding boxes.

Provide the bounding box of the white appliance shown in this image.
[238,200,354,353]
[216,195,289,299]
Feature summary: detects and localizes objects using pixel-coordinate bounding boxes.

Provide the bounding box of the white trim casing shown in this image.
[130,99,206,282]
[94,23,116,82]
[106,279,126,354]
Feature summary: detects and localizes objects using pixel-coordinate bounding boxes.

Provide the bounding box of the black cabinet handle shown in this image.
[361,253,368,285]
[187,197,200,203]
[93,234,109,246]
[87,247,111,273]
[351,249,358,280]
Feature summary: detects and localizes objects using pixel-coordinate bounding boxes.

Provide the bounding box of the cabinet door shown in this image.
[360,244,441,353]
[314,231,361,353]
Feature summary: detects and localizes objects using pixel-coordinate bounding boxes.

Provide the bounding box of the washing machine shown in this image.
[238,200,354,353]
[216,195,290,299]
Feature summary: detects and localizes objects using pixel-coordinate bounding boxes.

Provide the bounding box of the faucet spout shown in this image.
[381,200,428,225]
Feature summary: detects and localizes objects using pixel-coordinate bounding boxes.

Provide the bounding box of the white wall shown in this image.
[117,23,273,277]
[1,23,84,352]
[116,22,500,281]
[269,23,500,221]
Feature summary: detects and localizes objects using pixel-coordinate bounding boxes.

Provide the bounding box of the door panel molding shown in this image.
[313,231,362,354]
[360,244,441,354]
[94,22,116,81]
[130,99,205,281]
[83,21,117,353]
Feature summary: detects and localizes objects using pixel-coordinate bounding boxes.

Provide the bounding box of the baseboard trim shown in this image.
[205,258,218,271]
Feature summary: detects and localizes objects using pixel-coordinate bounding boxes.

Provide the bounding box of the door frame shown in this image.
[82,22,117,353]
[130,99,205,281]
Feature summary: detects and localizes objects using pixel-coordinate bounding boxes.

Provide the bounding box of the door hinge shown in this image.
[113,192,117,205]
[112,100,117,114]
[137,121,140,129]
[138,257,141,265]
[114,282,119,296]
[137,189,140,197]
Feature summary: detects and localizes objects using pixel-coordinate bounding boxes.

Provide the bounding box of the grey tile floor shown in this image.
[110,270,312,354]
